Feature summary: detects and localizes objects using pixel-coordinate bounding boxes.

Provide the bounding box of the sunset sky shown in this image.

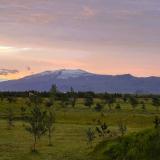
[0,0,160,80]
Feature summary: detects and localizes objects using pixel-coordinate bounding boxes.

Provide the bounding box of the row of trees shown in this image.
[0,86,160,114]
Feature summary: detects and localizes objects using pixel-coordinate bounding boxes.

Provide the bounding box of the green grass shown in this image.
[0,120,95,160]
[0,97,159,159]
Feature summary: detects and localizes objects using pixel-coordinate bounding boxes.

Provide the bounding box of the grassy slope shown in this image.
[93,128,160,160]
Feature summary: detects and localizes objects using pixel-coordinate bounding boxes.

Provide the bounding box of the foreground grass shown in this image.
[0,120,94,160]
[0,97,159,159]
[0,115,155,160]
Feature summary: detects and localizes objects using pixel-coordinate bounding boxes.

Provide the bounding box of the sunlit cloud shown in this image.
[0,45,31,53]
[0,69,19,75]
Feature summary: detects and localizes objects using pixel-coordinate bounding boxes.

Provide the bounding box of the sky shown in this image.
[0,0,160,80]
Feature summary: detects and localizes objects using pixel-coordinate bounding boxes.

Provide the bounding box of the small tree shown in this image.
[60,94,69,116]
[123,95,128,103]
[118,120,127,137]
[29,92,42,106]
[96,122,110,138]
[153,116,160,129]
[115,103,121,110]
[69,87,77,108]
[104,94,116,110]
[141,101,146,111]
[6,106,14,129]
[0,94,4,102]
[95,103,103,112]
[50,84,58,105]
[84,94,94,108]
[7,96,16,104]
[45,109,56,146]
[20,106,26,122]
[152,97,160,111]
[45,100,53,108]
[130,96,138,110]
[25,106,47,152]
[86,128,95,148]
[25,98,32,107]
[101,123,108,135]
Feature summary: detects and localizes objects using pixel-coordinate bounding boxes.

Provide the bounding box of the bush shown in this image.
[94,129,160,160]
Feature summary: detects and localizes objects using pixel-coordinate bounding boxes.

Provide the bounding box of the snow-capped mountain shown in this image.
[0,78,7,82]
[25,69,91,80]
[0,69,160,94]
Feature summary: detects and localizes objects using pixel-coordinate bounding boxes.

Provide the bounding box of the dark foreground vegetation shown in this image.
[0,85,160,159]
[93,127,160,160]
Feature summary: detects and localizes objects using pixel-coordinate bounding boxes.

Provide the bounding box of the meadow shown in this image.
[0,92,159,160]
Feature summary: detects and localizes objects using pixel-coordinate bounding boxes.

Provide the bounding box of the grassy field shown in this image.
[0,96,159,160]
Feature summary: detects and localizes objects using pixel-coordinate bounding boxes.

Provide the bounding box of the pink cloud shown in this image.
[81,6,96,18]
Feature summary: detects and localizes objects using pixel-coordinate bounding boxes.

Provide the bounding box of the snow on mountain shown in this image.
[0,79,7,82]
[56,69,90,79]
[24,69,91,80]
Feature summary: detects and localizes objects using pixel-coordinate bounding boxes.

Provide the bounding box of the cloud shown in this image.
[0,69,19,75]
[0,0,56,25]
[12,13,56,24]
[0,45,31,53]
[81,6,96,18]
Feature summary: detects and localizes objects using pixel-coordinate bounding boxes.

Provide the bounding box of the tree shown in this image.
[118,120,127,137]
[59,93,69,117]
[101,123,108,135]
[45,109,56,146]
[152,97,160,111]
[129,96,138,110]
[50,84,58,105]
[7,96,16,104]
[153,116,160,129]
[60,94,69,108]
[104,94,116,110]
[28,92,42,106]
[141,101,146,111]
[86,128,95,148]
[69,87,77,108]
[45,99,53,108]
[122,95,128,103]
[95,103,103,112]
[25,106,47,152]
[0,94,4,102]
[6,106,14,129]
[25,98,32,107]
[84,94,94,108]
[115,103,121,110]
[96,122,110,138]
[20,106,26,122]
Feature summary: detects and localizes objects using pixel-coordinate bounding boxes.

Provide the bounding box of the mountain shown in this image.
[0,69,160,94]
[0,79,7,82]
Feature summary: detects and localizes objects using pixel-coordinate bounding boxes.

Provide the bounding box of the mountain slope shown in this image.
[0,69,160,93]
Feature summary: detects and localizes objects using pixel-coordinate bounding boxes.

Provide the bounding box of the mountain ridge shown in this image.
[0,69,160,93]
